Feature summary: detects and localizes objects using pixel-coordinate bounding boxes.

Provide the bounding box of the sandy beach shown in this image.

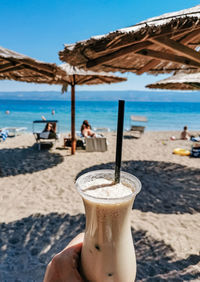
[0,131,200,281]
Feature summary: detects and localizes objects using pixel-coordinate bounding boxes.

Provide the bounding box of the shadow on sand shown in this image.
[0,145,64,177]
[0,213,199,281]
[76,160,200,214]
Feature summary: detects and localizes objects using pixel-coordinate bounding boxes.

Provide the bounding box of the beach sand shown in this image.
[0,131,200,281]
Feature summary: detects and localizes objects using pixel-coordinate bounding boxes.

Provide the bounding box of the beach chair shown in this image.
[85,137,108,152]
[63,130,107,152]
[3,127,27,137]
[32,120,59,150]
[129,115,148,138]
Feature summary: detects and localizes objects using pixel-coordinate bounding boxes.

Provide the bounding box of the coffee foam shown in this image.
[83,178,132,199]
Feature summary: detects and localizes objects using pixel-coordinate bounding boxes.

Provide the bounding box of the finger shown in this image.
[67,232,84,249]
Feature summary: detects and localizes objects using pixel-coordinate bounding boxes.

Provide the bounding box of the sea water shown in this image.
[0,100,200,132]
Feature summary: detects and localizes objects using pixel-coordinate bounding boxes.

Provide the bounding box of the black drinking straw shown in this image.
[115,100,125,183]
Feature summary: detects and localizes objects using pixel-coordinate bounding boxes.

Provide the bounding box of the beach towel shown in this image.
[0,130,8,142]
[39,132,50,139]
[39,132,59,139]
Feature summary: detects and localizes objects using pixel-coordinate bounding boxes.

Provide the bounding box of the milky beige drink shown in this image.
[76,170,141,282]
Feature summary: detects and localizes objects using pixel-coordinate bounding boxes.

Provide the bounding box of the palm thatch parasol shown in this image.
[59,63,126,85]
[146,72,200,90]
[0,46,126,154]
[59,63,127,154]
[59,5,200,75]
[0,46,66,84]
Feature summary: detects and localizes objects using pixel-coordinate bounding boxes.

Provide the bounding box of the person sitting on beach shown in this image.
[180,126,190,140]
[81,120,96,138]
[40,122,57,139]
[43,122,56,133]
[44,233,84,282]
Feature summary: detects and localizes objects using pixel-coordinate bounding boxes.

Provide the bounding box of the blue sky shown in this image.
[0,0,199,92]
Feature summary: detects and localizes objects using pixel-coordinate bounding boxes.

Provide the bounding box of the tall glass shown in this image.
[76,169,141,282]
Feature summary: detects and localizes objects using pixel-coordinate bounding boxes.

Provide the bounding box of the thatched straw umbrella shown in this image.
[0,46,126,154]
[59,5,200,75]
[0,46,65,84]
[59,63,126,154]
[146,72,200,90]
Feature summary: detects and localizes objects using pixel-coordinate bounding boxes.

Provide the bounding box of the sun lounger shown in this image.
[78,130,108,152]
[34,132,59,150]
[3,127,27,137]
[63,131,107,152]
[85,137,107,152]
[33,120,59,150]
[130,125,145,133]
[129,115,148,138]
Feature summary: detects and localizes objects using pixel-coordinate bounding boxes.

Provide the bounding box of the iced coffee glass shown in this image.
[76,169,141,282]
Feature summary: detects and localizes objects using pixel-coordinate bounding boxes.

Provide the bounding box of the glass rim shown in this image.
[75,169,141,203]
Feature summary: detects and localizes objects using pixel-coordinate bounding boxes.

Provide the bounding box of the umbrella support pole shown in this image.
[71,83,76,155]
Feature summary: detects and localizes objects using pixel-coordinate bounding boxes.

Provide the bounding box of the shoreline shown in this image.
[1,100,200,133]
[3,128,200,134]
[2,127,200,135]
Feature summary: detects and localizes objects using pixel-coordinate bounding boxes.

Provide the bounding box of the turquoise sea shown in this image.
[0,100,200,132]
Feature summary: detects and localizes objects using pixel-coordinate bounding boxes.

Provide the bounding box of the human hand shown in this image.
[43,233,84,282]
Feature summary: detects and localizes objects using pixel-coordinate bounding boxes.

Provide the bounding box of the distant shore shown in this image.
[1,90,200,102]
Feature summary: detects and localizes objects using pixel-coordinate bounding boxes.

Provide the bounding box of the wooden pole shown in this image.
[71,76,76,155]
